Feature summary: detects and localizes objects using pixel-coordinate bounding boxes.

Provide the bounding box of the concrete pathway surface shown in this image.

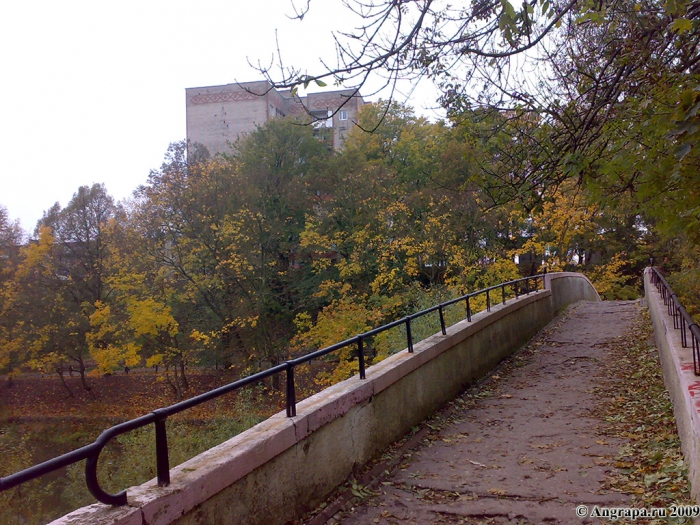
[326,301,640,524]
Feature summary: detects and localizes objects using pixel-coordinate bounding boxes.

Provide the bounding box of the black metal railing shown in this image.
[649,263,700,375]
[0,273,546,506]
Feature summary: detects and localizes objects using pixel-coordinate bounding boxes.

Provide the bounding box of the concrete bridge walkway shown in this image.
[316,300,640,525]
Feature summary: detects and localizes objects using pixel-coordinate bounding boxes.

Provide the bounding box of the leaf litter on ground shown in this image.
[591,309,693,524]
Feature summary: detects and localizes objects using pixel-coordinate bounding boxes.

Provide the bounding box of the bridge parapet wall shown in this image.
[545,271,602,313]
[52,273,599,525]
[644,269,700,501]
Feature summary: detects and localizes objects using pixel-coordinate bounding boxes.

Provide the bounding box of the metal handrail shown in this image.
[0,272,546,505]
[649,262,700,376]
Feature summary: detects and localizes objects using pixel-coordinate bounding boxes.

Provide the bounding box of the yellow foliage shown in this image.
[189,329,212,345]
[524,181,601,269]
[293,297,383,386]
[127,298,178,338]
[313,280,353,300]
[293,298,381,351]
[586,253,639,300]
[90,342,141,374]
[17,226,54,279]
[472,258,521,290]
[146,353,165,368]
[293,312,313,332]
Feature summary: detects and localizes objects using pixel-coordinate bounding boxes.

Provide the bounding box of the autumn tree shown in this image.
[132,120,332,386]
[264,0,697,260]
[130,143,238,391]
[0,205,25,384]
[303,102,522,294]
[5,227,82,395]
[0,206,24,276]
[7,184,118,393]
[293,101,525,369]
[37,184,115,307]
[85,207,194,397]
[230,118,332,367]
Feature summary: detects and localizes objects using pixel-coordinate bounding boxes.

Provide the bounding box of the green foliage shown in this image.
[1,99,661,389]
[0,410,265,525]
[373,286,464,360]
[93,414,264,496]
[665,244,700,318]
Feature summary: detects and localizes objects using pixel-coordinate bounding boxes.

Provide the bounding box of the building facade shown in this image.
[185,80,364,154]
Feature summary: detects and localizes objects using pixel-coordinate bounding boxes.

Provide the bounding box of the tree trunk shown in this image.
[179,359,188,390]
[57,366,74,398]
[163,365,177,397]
[77,358,91,392]
[173,365,182,399]
[166,365,182,400]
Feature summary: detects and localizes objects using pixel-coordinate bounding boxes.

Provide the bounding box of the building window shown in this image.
[339,110,348,121]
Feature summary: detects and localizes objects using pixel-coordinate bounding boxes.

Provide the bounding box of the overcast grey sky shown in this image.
[0,0,441,234]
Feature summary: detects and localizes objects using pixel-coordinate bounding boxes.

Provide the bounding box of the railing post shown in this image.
[502,284,506,305]
[466,295,472,322]
[406,317,414,353]
[542,267,547,290]
[154,415,170,487]
[286,364,296,417]
[652,268,700,377]
[438,305,446,336]
[681,315,688,348]
[486,289,491,312]
[514,281,519,299]
[357,336,366,378]
[674,304,680,330]
[525,277,530,294]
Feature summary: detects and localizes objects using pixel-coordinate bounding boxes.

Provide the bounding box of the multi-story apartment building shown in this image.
[185,80,364,154]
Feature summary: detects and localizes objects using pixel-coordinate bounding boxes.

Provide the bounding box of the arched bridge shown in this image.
[9,271,699,524]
